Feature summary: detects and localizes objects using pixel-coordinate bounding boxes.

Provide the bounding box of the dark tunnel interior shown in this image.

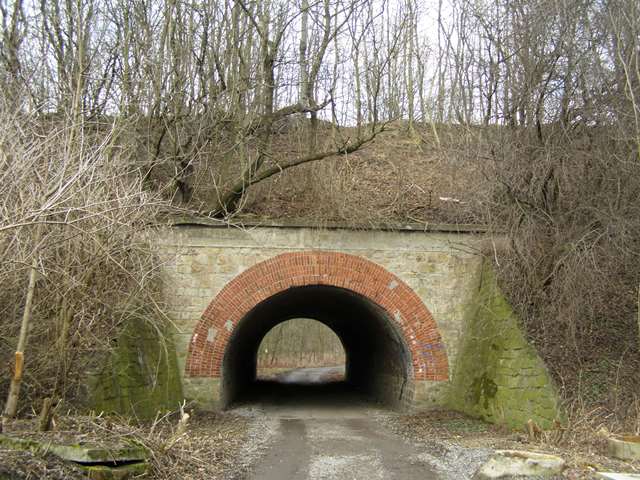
[221,285,413,410]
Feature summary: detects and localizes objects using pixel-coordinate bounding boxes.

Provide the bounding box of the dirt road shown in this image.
[273,366,345,384]
[241,415,442,480]
[233,367,488,480]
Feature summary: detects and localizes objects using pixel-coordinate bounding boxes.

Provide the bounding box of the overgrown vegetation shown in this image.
[0,104,168,418]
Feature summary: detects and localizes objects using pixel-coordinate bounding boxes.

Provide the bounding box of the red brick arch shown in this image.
[185,251,449,381]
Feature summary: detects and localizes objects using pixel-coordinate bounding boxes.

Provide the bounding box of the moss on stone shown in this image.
[88,320,183,419]
[444,261,561,430]
[0,434,148,465]
[81,462,148,480]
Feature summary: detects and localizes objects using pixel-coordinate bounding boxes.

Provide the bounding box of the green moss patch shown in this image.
[0,434,148,463]
[81,462,148,480]
[445,262,561,430]
[88,320,183,419]
[0,433,148,479]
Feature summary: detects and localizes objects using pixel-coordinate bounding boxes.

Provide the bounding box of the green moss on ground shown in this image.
[81,462,148,480]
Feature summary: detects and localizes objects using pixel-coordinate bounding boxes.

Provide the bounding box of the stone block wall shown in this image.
[88,319,183,419]
[153,223,487,407]
[445,263,561,429]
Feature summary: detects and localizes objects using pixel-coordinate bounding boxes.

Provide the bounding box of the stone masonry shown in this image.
[154,221,487,409]
[149,220,561,428]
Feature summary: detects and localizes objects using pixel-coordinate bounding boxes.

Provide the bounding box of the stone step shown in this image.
[596,473,640,480]
[0,433,148,463]
[0,433,149,479]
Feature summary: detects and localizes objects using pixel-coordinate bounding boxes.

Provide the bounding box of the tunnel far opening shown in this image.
[256,318,346,381]
[221,285,413,410]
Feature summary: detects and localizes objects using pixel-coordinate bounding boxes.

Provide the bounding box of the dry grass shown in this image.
[218,120,640,443]
[0,411,250,480]
[244,124,482,225]
[136,411,250,480]
[186,122,483,225]
[0,449,86,480]
[387,409,640,479]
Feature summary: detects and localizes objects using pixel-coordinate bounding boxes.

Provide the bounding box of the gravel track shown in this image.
[229,367,493,480]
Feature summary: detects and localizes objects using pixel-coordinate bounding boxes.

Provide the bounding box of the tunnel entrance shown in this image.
[185,251,450,411]
[221,286,413,409]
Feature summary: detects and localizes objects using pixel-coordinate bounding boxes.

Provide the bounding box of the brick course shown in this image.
[185,251,449,381]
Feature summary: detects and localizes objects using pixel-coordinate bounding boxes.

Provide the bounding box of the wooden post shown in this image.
[3,225,41,418]
[38,397,54,432]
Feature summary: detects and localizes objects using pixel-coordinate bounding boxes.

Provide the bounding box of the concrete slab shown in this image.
[475,450,565,478]
[0,433,148,463]
[596,473,640,480]
[608,436,640,461]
